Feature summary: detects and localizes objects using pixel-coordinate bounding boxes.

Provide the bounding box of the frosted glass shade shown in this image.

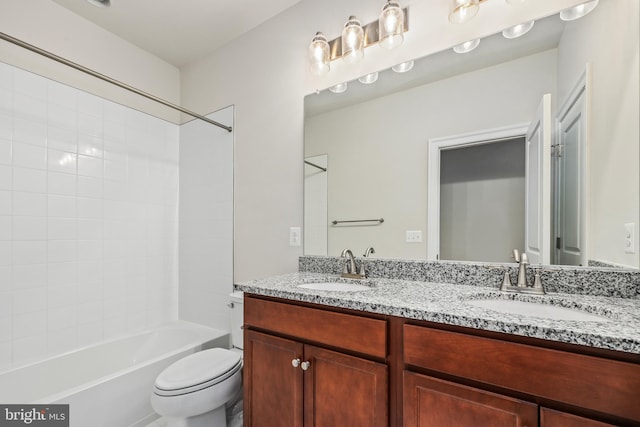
[449,0,479,24]
[379,1,404,49]
[309,32,330,77]
[342,16,364,64]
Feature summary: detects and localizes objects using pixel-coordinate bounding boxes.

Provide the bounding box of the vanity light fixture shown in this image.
[560,0,599,21]
[453,38,480,53]
[342,16,365,64]
[379,1,405,49]
[392,60,414,73]
[358,72,379,85]
[308,1,409,77]
[449,0,480,24]
[328,82,348,94]
[309,32,330,77]
[502,20,534,39]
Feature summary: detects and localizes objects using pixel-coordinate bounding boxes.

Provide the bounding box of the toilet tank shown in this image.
[229,291,244,350]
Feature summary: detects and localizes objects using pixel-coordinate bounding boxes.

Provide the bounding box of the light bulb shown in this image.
[392,60,414,73]
[358,72,379,85]
[329,82,348,94]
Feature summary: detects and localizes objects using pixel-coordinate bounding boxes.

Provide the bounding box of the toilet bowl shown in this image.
[151,347,242,427]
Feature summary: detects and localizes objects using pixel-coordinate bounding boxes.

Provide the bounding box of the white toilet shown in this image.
[151,292,244,427]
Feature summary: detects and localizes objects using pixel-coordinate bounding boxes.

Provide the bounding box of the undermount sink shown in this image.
[298,282,373,292]
[466,299,611,322]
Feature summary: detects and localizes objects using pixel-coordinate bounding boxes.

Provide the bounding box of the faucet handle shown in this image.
[511,249,520,262]
[500,271,512,291]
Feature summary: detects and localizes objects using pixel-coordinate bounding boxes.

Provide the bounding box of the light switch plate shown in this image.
[406,230,422,243]
[289,227,301,247]
[624,223,635,254]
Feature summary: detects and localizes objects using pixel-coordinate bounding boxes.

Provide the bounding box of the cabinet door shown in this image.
[403,371,537,427]
[304,345,388,427]
[245,330,304,427]
[540,408,617,427]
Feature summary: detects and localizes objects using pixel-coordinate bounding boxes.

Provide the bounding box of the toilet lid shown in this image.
[155,348,242,393]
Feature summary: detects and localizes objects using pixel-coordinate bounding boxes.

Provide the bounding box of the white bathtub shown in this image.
[0,321,229,427]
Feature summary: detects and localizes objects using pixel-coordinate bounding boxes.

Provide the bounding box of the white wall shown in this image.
[180,0,586,281]
[0,0,181,123]
[557,0,639,268]
[0,63,179,370]
[179,106,234,331]
[305,50,556,260]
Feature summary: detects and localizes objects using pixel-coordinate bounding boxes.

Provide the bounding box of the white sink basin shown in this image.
[298,282,373,292]
[467,299,611,322]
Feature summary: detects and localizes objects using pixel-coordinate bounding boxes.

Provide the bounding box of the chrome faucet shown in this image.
[363,247,375,257]
[500,249,545,295]
[340,249,364,279]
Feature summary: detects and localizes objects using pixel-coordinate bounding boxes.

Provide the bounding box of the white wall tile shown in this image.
[13,216,47,240]
[13,117,47,147]
[13,263,46,290]
[77,176,103,198]
[0,216,10,241]
[13,69,46,99]
[12,335,46,363]
[47,149,77,174]
[48,80,76,109]
[48,126,77,152]
[12,241,47,265]
[0,241,10,266]
[0,115,11,141]
[13,310,46,338]
[48,218,77,240]
[13,287,46,315]
[13,93,46,122]
[78,155,103,178]
[47,172,77,196]
[0,190,10,215]
[48,195,76,218]
[48,240,77,263]
[0,139,11,165]
[47,307,77,331]
[47,262,77,287]
[48,284,78,310]
[0,265,11,291]
[13,168,47,193]
[13,192,46,216]
[4,64,181,368]
[13,142,47,170]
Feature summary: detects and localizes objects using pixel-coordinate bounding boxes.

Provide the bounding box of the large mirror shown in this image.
[304,0,639,269]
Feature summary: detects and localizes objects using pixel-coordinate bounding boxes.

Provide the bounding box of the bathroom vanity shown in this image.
[236,270,640,427]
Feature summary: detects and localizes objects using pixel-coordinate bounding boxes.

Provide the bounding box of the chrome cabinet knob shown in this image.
[300,361,311,371]
[291,358,301,368]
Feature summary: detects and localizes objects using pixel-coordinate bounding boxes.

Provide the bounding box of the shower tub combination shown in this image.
[0,321,229,427]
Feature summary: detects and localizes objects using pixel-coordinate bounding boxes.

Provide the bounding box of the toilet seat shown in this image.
[154,348,242,397]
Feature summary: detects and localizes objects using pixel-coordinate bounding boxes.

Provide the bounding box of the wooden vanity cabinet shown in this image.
[403,324,640,427]
[243,295,389,427]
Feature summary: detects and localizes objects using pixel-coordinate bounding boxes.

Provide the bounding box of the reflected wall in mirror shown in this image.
[304,0,639,269]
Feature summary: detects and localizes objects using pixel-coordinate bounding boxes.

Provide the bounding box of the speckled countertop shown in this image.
[234,272,640,355]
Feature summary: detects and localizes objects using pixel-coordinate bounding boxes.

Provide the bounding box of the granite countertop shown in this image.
[234,272,640,355]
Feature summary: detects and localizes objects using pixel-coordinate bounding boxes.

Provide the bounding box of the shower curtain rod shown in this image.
[0,32,232,132]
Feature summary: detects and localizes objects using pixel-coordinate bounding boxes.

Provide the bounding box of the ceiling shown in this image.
[51,0,302,67]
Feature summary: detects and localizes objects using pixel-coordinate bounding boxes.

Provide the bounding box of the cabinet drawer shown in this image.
[404,324,640,422]
[245,296,387,358]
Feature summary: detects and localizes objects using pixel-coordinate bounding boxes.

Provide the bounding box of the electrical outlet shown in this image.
[406,230,422,243]
[624,223,635,254]
[289,227,301,247]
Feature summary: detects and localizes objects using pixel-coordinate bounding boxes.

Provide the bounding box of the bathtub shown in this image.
[0,321,229,427]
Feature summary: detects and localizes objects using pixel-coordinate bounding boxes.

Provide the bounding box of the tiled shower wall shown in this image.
[0,62,180,370]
